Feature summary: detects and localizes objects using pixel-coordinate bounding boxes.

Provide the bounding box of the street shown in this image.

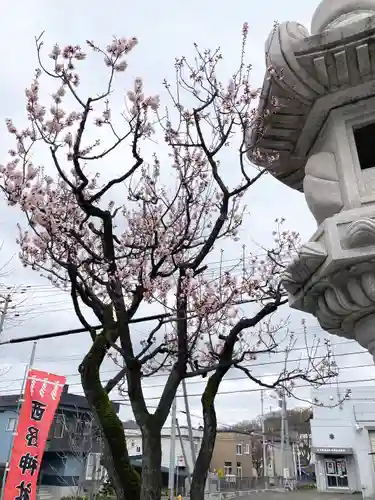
[233,491,363,500]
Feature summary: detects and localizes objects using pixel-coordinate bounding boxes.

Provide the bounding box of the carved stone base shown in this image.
[354,313,375,361]
[283,206,375,342]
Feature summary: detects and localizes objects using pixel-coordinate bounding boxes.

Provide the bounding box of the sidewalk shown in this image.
[230,491,362,500]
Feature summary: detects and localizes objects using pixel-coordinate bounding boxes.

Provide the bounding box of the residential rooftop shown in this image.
[0,385,120,413]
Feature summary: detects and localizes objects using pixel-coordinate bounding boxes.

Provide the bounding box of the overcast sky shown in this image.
[0,0,373,429]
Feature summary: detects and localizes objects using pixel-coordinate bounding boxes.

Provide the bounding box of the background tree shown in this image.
[264,407,312,465]
[0,27,336,500]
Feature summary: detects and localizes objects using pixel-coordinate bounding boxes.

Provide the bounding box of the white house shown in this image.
[123,420,203,474]
[311,386,375,498]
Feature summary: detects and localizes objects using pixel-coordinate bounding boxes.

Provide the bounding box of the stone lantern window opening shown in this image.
[353,122,375,171]
[341,100,375,205]
[313,100,375,210]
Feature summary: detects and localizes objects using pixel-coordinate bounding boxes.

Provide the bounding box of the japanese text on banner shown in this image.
[3,369,66,500]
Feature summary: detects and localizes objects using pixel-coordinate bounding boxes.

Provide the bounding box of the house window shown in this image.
[53,415,64,438]
[224,461,232,475]
[75,420,84,434]
[86,453,101,480]
[236,444,242,456]
[236,462,242,478]
[83,420,92,435]
[244,443,250,455]
[7,417,16,431]
[354,122,375,170]
[136,445,141,453]
[75,418,91,436]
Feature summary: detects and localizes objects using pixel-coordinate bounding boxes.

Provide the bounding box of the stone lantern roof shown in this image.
[248,0,375,191]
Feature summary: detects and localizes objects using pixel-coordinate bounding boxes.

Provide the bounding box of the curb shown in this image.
[205,487,289,499]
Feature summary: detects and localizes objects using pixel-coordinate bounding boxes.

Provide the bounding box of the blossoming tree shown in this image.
[0,26,335,500]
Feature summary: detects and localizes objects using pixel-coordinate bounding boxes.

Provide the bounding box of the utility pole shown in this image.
[284,393,294,484]
[0,341,37,500]
[292,442,297,479]
[260,390,267,482]
[297,446,302,478]
[280,390,293,489]
[0,294,11,338]
[168,398,177,500]
[182,379,196,467]
[284,393,290,476]
[278,390,285,484]
[176,418,191,487]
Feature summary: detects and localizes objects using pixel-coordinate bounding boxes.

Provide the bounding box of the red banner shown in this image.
[3,369,66,500]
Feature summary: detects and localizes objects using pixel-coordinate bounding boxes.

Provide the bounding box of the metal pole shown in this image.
[176,459,179,496]
[261,390,267,481]
[176,418,191,487]
[182,379,196,467]
[0,341,37,500]
[168,398,177,500]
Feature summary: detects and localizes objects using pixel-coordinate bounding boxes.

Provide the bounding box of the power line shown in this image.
[0,346,368,386]
[20,374,369,402]
[0,248,286,301]
[0,337,367,386]
[118,375,375,402]
[0,243,296,315]
[0,244,286,290]
[0,301,344,346]
[1,339,366,384]
[0,311,175,346]
[0,361,373,396]
[0,315,363,350]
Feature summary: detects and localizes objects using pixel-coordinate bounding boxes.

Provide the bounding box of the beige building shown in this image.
[210,430,254,478]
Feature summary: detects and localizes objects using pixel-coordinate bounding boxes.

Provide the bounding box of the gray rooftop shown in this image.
[0,385,120,413]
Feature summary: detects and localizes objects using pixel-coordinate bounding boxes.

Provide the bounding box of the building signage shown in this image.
[3,369,66,500]
[312,447,353,455]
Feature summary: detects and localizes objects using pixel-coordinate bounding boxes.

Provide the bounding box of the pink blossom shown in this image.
[0,32,305,386]
[49,44,61,60]
[114,61,128,72]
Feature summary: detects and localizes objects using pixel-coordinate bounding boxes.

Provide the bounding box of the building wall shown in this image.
[311,386,375,498]
[210,432,253,477]
[125,426,202,473]
[0,409,18,464]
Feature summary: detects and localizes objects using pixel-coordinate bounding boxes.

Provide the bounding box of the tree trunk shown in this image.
[190,377,219,500]
[139,421,163,500]
[79,334,141,500]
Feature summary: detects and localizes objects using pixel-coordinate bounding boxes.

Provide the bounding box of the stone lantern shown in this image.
[248,0,375,360]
